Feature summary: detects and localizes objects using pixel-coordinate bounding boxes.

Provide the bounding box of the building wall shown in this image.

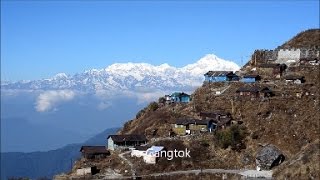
[207,76,227,82]
[181,96,190,103]
[277,49,301,63]
[172,124,207,135]
[204,76,228,82]
[171,96,180,102]
[251,49,278,64]
[189,124,207,132]
[171,96,190,103]
[300,49,320,59]
[204,75,211,82]
[143,154,157,164]
[131,150,146,157]
[107,138,115,150]
[108,138,146,150]
[76,167,92,176]
[251,48,319,65]
[172,124,186,135]
[241,78,256,83]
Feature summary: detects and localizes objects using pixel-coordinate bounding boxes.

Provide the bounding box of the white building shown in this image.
[131,146,149,158]
[277,49,301,64]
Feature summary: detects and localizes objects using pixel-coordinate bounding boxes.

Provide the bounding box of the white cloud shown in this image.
[94,89,165,105]
[1,89,36,97]
[35,90,76,112]
[97,101,112,110]
[134,91,166,105]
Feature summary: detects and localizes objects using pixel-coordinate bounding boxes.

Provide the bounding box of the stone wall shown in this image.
[300,49,320,60]
[250,49,278,65]
[250,47,320,65]
[277,49,301,63]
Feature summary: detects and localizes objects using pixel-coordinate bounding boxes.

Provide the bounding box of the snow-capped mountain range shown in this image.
[2,54,240,93]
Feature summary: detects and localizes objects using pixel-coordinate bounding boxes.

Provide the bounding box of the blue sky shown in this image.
[1,0,319,81]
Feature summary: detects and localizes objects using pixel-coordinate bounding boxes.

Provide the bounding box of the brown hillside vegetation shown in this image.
[117,30,320,178]
[117,65,320,177]
[59,29,320,179]
[280,29,320,49]
[273,139,320,179]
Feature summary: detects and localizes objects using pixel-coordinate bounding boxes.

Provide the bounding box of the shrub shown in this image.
[136,109,146,119]
[158,97,166,104]
[148,102,159,111]
[216,129,233,149]
[215,125,247,150]
[200,139,210,147]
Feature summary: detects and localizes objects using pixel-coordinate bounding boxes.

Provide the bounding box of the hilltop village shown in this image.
[55,29,320,180]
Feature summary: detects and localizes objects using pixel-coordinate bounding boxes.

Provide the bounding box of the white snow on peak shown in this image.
[53,73,68,79]
[3,53,240,92]
[181,54,240,76]
[104,54,239,77]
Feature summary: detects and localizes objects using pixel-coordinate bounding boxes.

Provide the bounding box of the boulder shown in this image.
[256,144,285,170]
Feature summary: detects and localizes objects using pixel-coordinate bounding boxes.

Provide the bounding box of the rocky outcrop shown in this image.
[256,144,285,170]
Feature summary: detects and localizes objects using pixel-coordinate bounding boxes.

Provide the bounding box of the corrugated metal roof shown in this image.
[243,75,260,78]
[107,134,147,143]
[284,75,304,80]
[171,92,190,97]
[175,118,211,125]
[80,146,110,154]
[146,146,164,155]
[204,71,233,77]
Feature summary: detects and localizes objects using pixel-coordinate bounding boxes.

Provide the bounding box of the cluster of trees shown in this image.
[215,125,248,151]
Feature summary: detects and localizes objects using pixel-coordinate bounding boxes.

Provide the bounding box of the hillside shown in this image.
[116,67,320,178]
[280,29,320,49]
[60,29,320,179]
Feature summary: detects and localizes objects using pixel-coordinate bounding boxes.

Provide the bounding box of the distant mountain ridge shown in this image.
[1,54,240,92]
[1,127,119,180]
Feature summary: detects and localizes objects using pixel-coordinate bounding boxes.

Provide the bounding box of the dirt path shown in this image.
[98,168,272,179]
[140,169,272,179]
[118,151,136,179]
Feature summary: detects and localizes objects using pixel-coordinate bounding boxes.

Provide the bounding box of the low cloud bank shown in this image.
[35,90,76,112]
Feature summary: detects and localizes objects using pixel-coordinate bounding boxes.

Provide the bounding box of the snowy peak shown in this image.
[52,73,69,79]
[2,53,240,92]
[198,54,219,63]
[103,54,239,77]
[186,54,239,69]
[181,54,240,76]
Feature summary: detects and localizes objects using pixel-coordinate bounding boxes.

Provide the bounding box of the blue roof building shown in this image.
[241,75,261,83]
[170,92,191,103]
[204,71,239,82]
